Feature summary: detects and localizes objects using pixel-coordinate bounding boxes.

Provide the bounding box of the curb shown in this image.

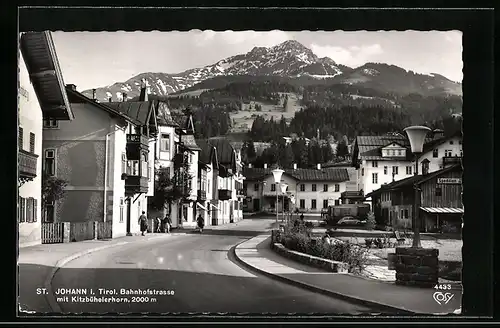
[43,234,171,312]
[232,236,416,315]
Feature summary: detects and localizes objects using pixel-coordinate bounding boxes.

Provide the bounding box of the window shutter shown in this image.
[26,198,32,223]
[33,199,38,222]
[19,198,25,223]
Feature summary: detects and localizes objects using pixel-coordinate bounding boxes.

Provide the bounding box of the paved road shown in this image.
[50,219,375,314]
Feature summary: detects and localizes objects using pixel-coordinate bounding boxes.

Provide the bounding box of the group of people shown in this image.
[137,211,205,236]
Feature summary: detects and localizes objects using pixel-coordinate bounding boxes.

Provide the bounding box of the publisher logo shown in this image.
[433,292,454,305]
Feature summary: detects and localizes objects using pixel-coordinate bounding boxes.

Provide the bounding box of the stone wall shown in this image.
[395,247,439,287]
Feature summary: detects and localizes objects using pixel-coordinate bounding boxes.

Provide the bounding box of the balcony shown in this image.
[236,189,245,198]
[218,189,231,201]
[197,190,207,201]
[126,134,149,160]
[19,150,38,183]
[125,175,149,195]
[443,156,462,166]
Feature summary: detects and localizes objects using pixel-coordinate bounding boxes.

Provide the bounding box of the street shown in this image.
[30,219,375,314]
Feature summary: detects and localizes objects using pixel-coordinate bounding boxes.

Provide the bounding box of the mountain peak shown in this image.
[272,40,309,52]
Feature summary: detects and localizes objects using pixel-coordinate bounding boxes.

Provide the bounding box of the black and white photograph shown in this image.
[18,26,469,316]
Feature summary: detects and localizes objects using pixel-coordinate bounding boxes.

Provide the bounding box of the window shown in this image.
[311,199,316,209]
[334,184,340,192]
[160,134,170,152]
[25,197,36,223]
[254,183,259,191]
[445,150,452,157]
[372,173,378,184]
[383,166,388,175]
[435,187,442,197]
[433,149,439,158]
[44,200,55,223]
[19,127,23,150]
[449,140,454,145]
[458,140,462,145]
[323,199,328,209]
[404,209,409,219]
[271,184,276,192]
[119,198,124,223]
[29,133,35,153]
[323,184,328,192]
[361,168,364,176]
[397,149,402,156]
[141,153,148,178]
[334,199,340,206]
[312,184,317,192]
[392,166,398,175]
[422,161,430,175]
[43,119,59,129]
[44,149,56,176]
[372,161,378,168]
[121,153,126,174]
[406,166,412,175]
[300,184,305,191]
[128,160,139,176]
[299,199,305,209]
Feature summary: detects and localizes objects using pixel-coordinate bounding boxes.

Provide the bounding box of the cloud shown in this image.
[310,43,383,67]
[193,30,290,48]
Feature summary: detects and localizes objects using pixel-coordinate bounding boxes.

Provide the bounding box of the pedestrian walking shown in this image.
[138,211,148,236]
[196,214,205,233]
[164,214,172,233]
[155,217,161,233]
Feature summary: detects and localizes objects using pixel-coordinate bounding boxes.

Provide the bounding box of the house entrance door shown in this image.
[253,198,260,212]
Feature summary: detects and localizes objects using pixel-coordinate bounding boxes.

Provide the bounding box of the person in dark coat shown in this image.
[138,211,148,236]
[164,214,172,233]
[196,214,205,233]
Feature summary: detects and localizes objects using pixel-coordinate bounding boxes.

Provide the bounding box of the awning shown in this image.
[196,202,208,211]
[209,203,219,210]
[420,207,464,214]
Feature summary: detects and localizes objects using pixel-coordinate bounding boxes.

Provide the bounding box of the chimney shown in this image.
[92,88,96,100]
[264,163,268,169]
[66,84,77,91]
[317,163,321,170]
[122,93,127,102]
[293,163,297,170]
[248,163,252,168]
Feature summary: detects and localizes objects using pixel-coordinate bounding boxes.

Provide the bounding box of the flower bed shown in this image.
[277,218,369,273]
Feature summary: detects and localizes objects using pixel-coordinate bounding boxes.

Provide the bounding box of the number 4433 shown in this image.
[434,284,452,290]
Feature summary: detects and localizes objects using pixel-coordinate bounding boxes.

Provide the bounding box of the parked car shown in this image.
[337,216,367,226]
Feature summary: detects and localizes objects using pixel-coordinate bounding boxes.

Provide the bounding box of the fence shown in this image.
[97,221,113,240]
[41,222,65,244]
[70,221,96,242]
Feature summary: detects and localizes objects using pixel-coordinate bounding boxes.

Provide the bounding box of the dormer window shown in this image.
[433,149,438,158]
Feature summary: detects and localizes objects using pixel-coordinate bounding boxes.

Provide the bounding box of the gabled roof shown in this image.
[180,134,201,151]
[243,167,350,182]
[156,102,179,127]
[20,31,74,120]
[105,101,155,126]
[207,138,236,166]
[171,112,195,134]
[366,164,462,198]
[196,139,219,168]
[421,131,463,153]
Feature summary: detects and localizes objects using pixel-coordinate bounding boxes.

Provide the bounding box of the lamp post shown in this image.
[280,183,288,223]
[272,168,284,225]
[404,125,431,248]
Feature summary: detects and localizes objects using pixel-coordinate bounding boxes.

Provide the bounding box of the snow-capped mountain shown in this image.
[82,40,346,101]
[81,40,461,101]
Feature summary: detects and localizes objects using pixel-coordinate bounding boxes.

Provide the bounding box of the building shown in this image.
[366,164,463,232]
[18,31,75,246]
[196,139,220,225]
[207,138,245,223]
[351,131,462,200]
[150,100,181,228]
[243,164,350,214]
[323,161,357,192]
[42,81,157,238]
[417,131,463,174]
[171,112,201,228]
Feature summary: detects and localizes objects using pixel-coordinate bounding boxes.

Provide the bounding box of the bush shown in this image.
[365,238,374,248]
[280,230,368,273]
[366,212,376,230]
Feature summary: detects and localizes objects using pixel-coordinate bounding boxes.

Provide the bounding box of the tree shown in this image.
[41,173,68,221]
[246,140,257,163]
[336,138,349,160]
[366,211,376,231]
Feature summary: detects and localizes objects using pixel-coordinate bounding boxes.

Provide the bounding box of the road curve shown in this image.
[51,231,375,315]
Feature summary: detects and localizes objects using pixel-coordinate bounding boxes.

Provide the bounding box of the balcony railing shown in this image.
[197,190,207,201]
[126,134,149,160]
[443,156,463,166]
[218,189,231,201]
[19,150,38,181]
[125,175,149,195]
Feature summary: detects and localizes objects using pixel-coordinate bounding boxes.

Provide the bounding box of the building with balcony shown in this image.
[42,80,157,238]
[171,112,201,228]
[351,130,462,201]
[18,31,75,246]
[366,164,463,232]
[243,163,350,214]
[196,139,220,226]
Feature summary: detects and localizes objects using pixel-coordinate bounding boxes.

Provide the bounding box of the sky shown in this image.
[51,30,463,91]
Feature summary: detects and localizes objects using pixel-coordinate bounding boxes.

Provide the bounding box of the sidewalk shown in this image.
[234,235,462,315]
